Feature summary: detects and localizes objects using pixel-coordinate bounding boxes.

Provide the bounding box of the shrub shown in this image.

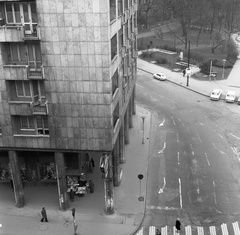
[212,59,233,68]
[141,51,151,58]
[200,61,211,75]
[226,40,238,64]
[156,57,167,64]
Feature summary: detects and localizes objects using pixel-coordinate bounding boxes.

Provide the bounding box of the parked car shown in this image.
[153,73,167,81]
[225,91,236,103]
[237,96,240,105]
[210,89,222,101]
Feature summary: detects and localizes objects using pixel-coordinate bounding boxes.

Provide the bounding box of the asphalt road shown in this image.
[136,69,240,233]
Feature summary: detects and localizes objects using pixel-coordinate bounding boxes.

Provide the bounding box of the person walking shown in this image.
[88,180,94,193]
[175,218,181,233]
[41,207,48,222]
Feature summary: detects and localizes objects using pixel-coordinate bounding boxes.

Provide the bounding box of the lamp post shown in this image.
[222,59,226,79]
[141,116,146,144]
[186,40,191,87]
[137,174,144,202]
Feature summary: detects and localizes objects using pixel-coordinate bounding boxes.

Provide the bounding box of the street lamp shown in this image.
[137,174,144,202]
[141,116,146,144]
[186,40,191,87]
[222,59,226,79]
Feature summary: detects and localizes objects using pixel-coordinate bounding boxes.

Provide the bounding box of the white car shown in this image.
[225,91,236,103]
[153,73,167,81]
[210,89,222,101]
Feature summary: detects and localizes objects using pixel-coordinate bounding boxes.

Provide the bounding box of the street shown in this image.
[136,69,240,234]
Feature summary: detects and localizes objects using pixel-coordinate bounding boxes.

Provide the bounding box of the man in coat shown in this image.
[41,207,48,222]
[175,218,181,233]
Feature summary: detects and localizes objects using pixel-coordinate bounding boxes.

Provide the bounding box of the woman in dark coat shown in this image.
[175,218,181,233]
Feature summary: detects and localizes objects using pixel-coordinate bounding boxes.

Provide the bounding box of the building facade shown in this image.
[0,0,138,214]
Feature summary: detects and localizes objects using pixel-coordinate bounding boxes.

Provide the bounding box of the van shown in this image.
[225,91,236,103]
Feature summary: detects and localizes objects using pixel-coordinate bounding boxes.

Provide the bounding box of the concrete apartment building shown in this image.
[0,0,138,214]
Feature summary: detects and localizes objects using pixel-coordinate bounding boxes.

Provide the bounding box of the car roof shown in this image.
[226,91,236,94]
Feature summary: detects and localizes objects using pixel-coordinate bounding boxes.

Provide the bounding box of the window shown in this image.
[110,0,116,22]
[111,34,117,60]
[113,103,119,127]
[118,27,123,50]
[125,22,128,40]
[124,0,128,11]
[112,70,119,95]
[118,0,123,17]
[15,81,31,97]
[20,116,34,130]
[14,115,49,135]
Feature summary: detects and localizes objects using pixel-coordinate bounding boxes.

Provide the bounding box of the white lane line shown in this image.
[198,122,205,126]
[213,181,217,205]
[177,133,179,142]
[147,206,179,210]
[177,152,180,165]
[149,226,156,235]
[217,132,224,139]
[212,143,225,154]
[196,178,200,194]
[158,177,166,193]
[196,132,202,142]
[171,116,176,125]
[209,226,217,235]
[159,118,165,126]
[179,178,182,209]
[185,225,192,235]
[221,223,229,235]
[190,144,194,155]
[233,222,240,234]
[205,153,210,166]
[230,133,240,140]
[198,226,204,235]
[158,142,166,154]
[136,84,144,88]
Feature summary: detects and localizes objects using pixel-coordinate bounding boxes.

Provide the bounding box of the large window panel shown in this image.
[111,34,117,60]
[112,70,119,95]
[118,0,123,17]
[110,0,116,22]
[118,27,123,50]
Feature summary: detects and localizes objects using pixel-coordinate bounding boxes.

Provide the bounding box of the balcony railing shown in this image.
[21,25,41,40]
[30,100,48,115]
[27,65,45,80]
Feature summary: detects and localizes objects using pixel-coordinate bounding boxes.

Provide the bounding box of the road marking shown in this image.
[230,133,240,140]
[177,152,180,165]
[213,181,217,205]
[136,84,144,88]
[221,223,229,235]
[233,222,240,234]
[171,116,176,125]
[196,132,202,142]
[217,132,224,138]
[190,144,194,155]
[147,206,179,210]
[209,226,217,235]
[179,178,182,209]
[198,122,205,126]
[205,153,210,166]
[159,118,165,126]
[177,133,179,142]
[196,178,200,194]
[158,177,166,193]
[198,226,204,235]
[185,225,192,235]
[158,142,166,154]
[149,226,156,235]
[212,143,225,154]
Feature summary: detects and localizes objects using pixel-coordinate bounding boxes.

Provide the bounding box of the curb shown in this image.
[137,67,210,98]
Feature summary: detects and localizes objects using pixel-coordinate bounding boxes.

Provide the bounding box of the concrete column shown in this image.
[132,85,136,115]
[129,98,133,128]
[104,154,114,214]
[8,151,25,208]
[124,108,129,145]
[55,152,68,211]
[119,124,126,164]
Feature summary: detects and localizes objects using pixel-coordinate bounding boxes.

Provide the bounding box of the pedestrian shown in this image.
[182,69,186,77]
[88,180,94,193]
[90,158,95,168]
[41,207,48,222]
[10,179,14,191]
[69,187,75,202]
[175,218,181,233]
[156,228,161,235]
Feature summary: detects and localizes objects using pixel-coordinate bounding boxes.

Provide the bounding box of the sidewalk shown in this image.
[0,105,152,235]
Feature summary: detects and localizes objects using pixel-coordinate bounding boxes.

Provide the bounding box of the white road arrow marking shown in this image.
[158,142,166,154]
[158,177,166,193]
[159,118,165,126]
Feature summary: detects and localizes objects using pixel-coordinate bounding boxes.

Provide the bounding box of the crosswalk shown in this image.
[135,222,240,235]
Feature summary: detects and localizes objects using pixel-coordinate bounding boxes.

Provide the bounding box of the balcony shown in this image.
[21,25,41,41]
[27,66,45,80]
[30,100,48,115]
[0,25,23,42]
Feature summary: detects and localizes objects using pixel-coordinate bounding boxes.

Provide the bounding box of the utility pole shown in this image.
[141,116,146,144]
[186,40,190,87]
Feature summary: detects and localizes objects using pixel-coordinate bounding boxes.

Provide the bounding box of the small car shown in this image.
[237,96,240,105]
[225,91,236,103]
[210,89,222,101]
[153,73,167,81]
